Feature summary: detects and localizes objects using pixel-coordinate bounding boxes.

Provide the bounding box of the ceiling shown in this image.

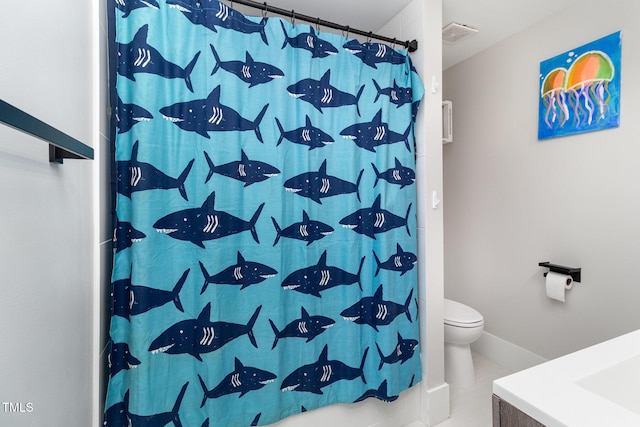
[236,0,579,69]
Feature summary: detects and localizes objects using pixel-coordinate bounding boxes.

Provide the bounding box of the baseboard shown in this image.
[420,382,450,426]
[471,331,547,373]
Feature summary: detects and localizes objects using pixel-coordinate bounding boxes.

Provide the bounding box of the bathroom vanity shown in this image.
[492,329,640,426]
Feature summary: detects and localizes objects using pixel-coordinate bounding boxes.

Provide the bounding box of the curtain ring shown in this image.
[316,17,320,33]
[392,38,397,49]
[291,10,295,25]
[367,31,373,43]
[262,2,267,18]
[346,26,350,39]
[230,0,233,9]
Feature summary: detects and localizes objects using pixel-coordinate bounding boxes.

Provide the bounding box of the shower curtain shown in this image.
[105,1,424,426]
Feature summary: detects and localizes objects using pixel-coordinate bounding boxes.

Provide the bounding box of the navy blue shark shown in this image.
[287,70,365,116]
[373,79,413,108]
[117,141,194,201]
[129,269,189,315]
[343,39,406,69]
[103,391,129,427]
[114,0,159,18]
[167,0,268,44]
[116,97,153,134]
[281,345,368,394]
[109,340,141,377]
[340,194,412,239]
[372,158,415,189]
[373,243,417,276]
[271,210,334,246]
[112,274,132,319]
[280,22,338,58]
[283,159,363,204]
[340,109,412,152]
[275,116,334,150]
[376,333,418,370]
[281,251,365,297]
[160,86,269,142]
[269,306,335,349]
[127,382,189,427]
[148,303,261,361]
[113,216,146,253]
[153,191,265,248]
[210,45,284,87]
[204,150,280,186]
[341,285,413,331]
[198,252,277,293]
[250,414,261,426]
[117,25,200,92]
[198,358,276,405]
[353,380,399,403]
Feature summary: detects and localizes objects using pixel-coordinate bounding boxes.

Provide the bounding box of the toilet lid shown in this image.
[444,299,484,327]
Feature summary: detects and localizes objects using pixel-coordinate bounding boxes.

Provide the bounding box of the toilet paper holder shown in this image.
[538,262,581,283]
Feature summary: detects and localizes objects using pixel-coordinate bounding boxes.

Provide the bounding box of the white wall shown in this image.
[0,0,96,426]
[443,0,640,360]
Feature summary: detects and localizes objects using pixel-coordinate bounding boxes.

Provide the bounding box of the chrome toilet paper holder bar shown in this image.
[538,262,581,283]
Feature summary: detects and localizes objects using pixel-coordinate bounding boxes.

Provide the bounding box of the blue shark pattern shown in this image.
[116,97,153,134]
[372,158,415,189]
[114,0,159,18]
[283,159,363,204]
[280,345,368,394]
[372,79,413,108]
[117,141,194,200]
[353,380,399,403]
[204,150,280,186]
[340,285,414,331]
[109,340,141,377]
[104,392,129,427]
[376,333,419,370]
[343,39,407,69]
[373,243,417,276]
[340,194,412,239]
[113,216,146,253]
[340,109,412,152]
[287,70,365,116]
[271,210,334,246]
[111,274,132,319]
[107,3,424,425]
[167,0,269,44]
[269,306,335,349]
[129,269,189,315]
[153,191,265,247]
[198,251,277,293]
[275,116,334,150]
[127,382,189,427]
[148,303,261,361]
[159,86,268,142]
[198,358,276,405]
[281,251,365,297]
[210,45,284,87]
[280,23,338,58]
[117,25,200,92]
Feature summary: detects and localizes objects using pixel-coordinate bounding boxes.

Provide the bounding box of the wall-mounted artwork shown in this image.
[538,31,621,140]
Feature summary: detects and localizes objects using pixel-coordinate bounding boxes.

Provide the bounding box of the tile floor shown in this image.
[405,352,513,427]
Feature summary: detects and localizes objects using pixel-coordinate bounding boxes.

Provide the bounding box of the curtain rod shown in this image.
[228,0,418,52]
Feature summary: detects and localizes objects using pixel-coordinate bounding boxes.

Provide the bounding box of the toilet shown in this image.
[444,298,484,387]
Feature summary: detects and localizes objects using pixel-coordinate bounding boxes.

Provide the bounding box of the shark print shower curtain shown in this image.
[105,1,424,426]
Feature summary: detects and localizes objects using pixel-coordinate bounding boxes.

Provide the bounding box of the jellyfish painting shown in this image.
[565,51,614,127]
[541,67,569,129]
[538,31,621,140]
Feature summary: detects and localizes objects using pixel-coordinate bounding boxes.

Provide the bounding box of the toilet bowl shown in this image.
[444,298,484,387]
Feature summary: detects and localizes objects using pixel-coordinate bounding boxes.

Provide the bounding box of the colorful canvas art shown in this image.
[538,31,621,140]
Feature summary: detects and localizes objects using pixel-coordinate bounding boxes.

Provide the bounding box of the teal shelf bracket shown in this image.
[0,99,94,163]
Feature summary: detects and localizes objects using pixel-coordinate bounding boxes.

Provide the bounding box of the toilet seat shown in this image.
[444,299,484,328]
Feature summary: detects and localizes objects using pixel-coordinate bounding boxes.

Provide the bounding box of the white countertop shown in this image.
[493,329,640,426]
